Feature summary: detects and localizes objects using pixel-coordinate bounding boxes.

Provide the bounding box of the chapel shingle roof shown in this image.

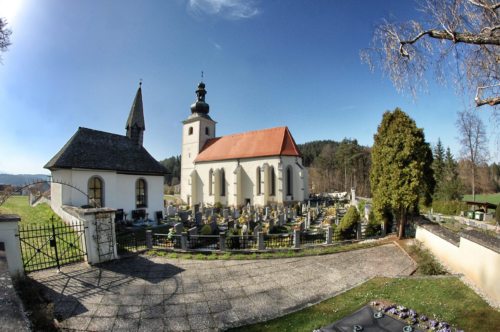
[44,127,167,175]
[195,126,301,162]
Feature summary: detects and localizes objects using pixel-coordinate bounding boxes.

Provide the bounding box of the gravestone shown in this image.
[209,220,218,234]
[253,224,261,235]
[241,224,248,235]
[223,209,229,219]
[264,207,270,218]
[179,211,190,223]
[174,222,184,235]
[234,209,240,218]
[166,205,175,217]
[188,227,198,236]
[299,221,305,232]
[268,218,275,231]
[278,214,284,226]
[195,212,203,226]
[249,220,257,232]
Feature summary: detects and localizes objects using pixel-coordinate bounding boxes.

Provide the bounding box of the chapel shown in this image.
[45,84,167,220]
[181,82,308,208]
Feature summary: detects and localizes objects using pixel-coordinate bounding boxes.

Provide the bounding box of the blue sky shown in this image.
[0,0,497,174]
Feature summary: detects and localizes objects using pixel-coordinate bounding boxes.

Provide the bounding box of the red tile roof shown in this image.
[195,126,301,162]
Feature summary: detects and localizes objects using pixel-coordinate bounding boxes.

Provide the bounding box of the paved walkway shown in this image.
[29,244,416,331]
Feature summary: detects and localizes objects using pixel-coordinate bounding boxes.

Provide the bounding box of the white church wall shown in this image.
[191,156,309,207]
[51,169,163,219]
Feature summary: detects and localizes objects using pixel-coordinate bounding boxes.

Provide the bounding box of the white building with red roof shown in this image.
[181,82,308,207]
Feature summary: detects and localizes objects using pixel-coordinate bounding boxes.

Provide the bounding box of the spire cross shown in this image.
[139,78,143,87]
[201,71,204,80]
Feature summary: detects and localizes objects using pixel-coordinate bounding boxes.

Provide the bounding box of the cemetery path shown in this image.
[29,243,416,331]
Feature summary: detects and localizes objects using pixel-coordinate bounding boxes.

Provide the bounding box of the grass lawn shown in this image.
[463,193,500,205]
[0,195,84,272]
[230,277,500,332]
[0,195,62,225]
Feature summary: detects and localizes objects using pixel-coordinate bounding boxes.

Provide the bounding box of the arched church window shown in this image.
[208,169,213,196]
[136,178,147,208]
[256,167,261,195]
[88,176,104,207]
[188,127,193,135]
[220,168,226,197]
[286,166,293,196]
[205,126,209,135]
[270,166,276,196]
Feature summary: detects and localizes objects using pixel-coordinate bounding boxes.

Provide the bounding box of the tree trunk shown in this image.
[398,207,406,239]
[472,165,476,202]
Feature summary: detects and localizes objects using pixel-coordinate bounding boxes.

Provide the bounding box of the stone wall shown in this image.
[0,247,30,331]
[416,222,500,306]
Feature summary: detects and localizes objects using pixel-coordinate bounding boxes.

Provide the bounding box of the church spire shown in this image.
[126,82,145,146]
[190,81,210,115]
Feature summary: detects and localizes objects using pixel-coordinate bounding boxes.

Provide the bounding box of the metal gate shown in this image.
[17,218,87,273]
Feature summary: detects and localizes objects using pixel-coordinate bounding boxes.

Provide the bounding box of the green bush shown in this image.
[269,225,288,234]
[365,211,381,237]
[200,224,213,235]
[334,206,360,240]
[431,200,467,216]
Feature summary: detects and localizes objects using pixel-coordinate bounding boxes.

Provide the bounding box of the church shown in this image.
[181,82,308,208]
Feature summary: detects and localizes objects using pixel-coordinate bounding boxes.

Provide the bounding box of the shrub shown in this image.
[200,224,213,235]
[269,225,288,234]
[431,200,467,216]
[334,206,360,240]
[365,212,381,237]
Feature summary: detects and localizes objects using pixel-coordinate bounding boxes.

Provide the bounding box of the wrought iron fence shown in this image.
[264,234,293,249]
[226,235,257,250]
[17,220,86,273]
[186,235,220,250]
[301,231,326,246]
[152,234,182,249]
[116,229,147,254]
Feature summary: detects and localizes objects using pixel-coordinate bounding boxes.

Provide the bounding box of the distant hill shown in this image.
[0,174,50,186]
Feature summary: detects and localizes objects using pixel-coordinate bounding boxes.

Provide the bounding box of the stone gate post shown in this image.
[0,215,24,277]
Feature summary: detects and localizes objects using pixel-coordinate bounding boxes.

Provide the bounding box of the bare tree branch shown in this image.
[362,0,500,111]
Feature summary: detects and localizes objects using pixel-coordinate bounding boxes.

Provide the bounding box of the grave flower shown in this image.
[397,305,408,312]
[408,309,417,318]
[419,315,428,321]
[399,312,408,319]
[407,317,417,325]
[429,320,438,328]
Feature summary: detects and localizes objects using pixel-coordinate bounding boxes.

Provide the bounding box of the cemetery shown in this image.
[114,193,383,255]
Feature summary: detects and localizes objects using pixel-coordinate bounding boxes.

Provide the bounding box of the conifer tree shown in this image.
[371,108,434,239]
[432,139,445,187]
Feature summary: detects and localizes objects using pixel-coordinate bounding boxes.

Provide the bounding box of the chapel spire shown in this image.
[126,82,145,146]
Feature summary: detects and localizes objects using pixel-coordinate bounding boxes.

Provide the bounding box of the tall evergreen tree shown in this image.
[441,148,463,200]
[432,139,445,188]
[371,108,435,239]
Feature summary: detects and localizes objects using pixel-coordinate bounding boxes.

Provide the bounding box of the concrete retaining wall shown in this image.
[416,224,500,305]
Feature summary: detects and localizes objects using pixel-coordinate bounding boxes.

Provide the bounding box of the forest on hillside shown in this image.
[159,140,500,199]
[298,140,372,197]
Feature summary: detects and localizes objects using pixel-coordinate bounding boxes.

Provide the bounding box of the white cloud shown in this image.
[212,41,222,50]
[188,0,260,19]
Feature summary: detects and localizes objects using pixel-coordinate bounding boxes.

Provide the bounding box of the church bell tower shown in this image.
[180,81,216,205]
